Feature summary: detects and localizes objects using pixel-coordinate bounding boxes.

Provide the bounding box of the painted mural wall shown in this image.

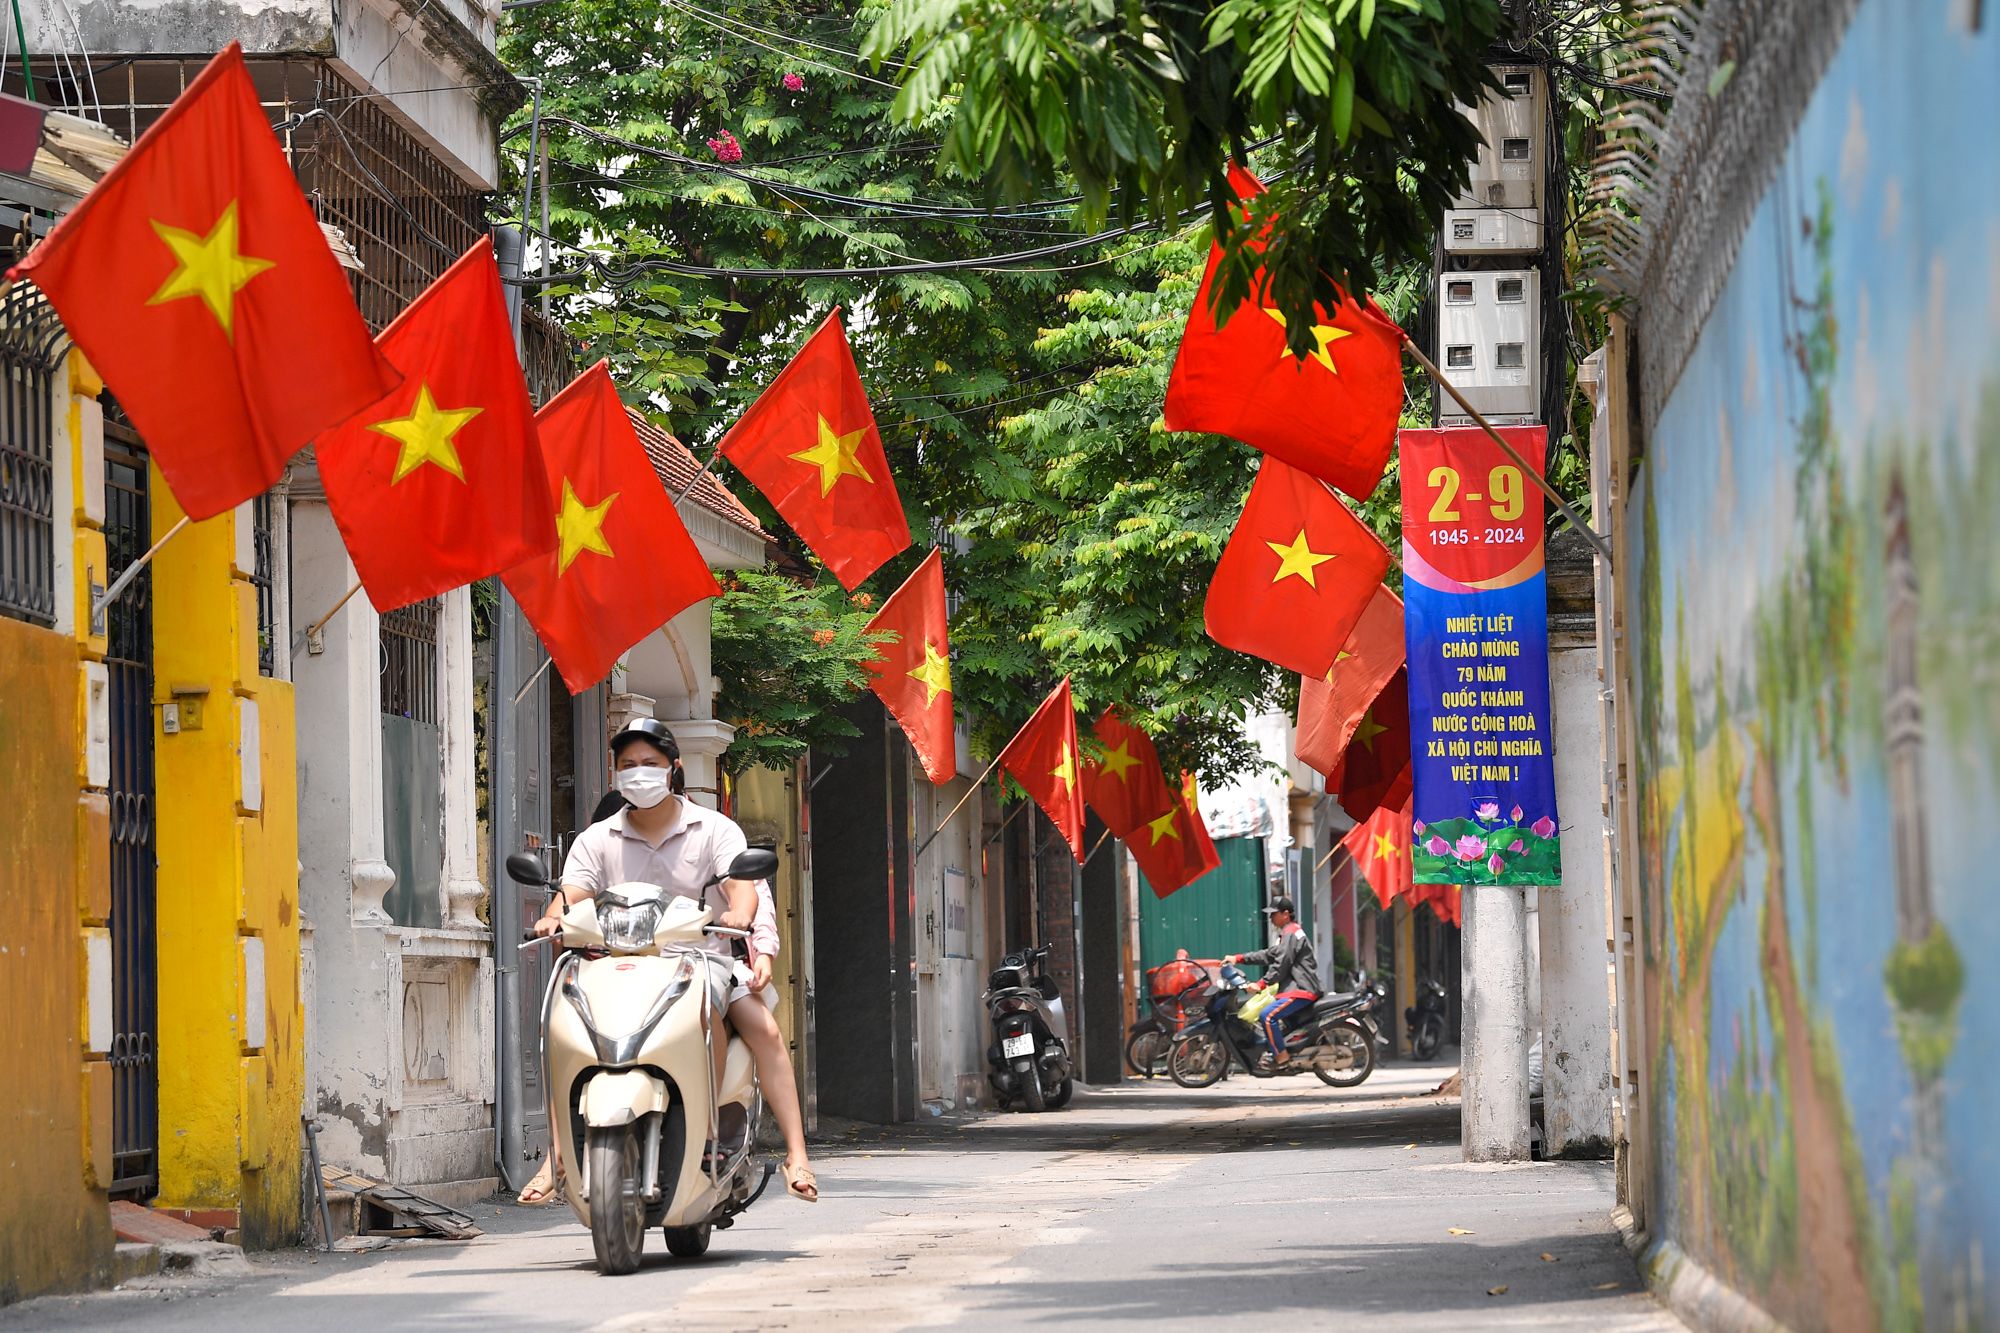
[1628,2,1997,1328]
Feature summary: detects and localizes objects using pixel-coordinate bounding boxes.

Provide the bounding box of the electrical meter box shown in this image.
[1456,64,1545,211]
[1443,207,1542,255]
[1436,268,1540,419]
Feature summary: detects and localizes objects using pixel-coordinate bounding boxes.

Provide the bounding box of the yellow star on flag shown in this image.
[1050,743,1076,794]
[1146,809,1182,846]
[908,641,952,706]
[789,414,874,496]
[1373,830,1400,860]
[1336,649,1355,664]
[1353,709,1388,751]
[1097,739,1142,783]
[1266,529,1337,587]
[369,383,482,484]
[1263,306,1352,374]
[147,200,274,338]
[555,478,618,574]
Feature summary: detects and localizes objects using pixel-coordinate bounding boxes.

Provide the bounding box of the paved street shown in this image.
[6,1062,1677,1331]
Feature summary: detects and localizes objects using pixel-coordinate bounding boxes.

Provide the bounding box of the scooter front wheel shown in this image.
[1413,1016,1443,1060]
[1168,1032,1228,1088]
[586,1125,649,1275]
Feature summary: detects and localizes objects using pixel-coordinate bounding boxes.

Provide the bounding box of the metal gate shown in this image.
[103,422,158,1198]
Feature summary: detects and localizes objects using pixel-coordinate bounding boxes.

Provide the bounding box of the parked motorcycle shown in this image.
[1406,978,1449,1060]
[1167,964,1375,1089]
[507,845,779,1275]
[984,943,1074,1112]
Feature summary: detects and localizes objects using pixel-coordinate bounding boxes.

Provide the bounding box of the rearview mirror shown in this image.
[727,847,779,883]
[505,851,549,887]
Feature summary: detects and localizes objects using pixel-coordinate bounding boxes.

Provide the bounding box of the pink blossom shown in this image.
[1412,819,1426,836]
[1510,804,1524,822]
[1532,815,1557,839]
[705,130,743,163]
[1454,835,1486,862]
[782,72,806,91]
[1487,853,1506,876]
[1474,800,1500,822]
[1427,835,1450,858]
[1508,839,1526,854]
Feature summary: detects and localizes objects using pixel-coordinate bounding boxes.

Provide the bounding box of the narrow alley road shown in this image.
[5,1063,1678,1331]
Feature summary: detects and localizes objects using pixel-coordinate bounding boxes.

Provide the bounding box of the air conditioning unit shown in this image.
[1435,269,1539,418]
[1456,64,1545,211]
[1443,207,1542,256]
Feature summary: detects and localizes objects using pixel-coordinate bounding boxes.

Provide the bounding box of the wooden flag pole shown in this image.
[1315,840,1353,875]
[674,445,725,503]
[1401,333,1613,567]
[911,748,1006,863]
[297,578,363,654]
[980,794,1032,848]
[511,653,555,706]
[92,514,192,618]
[1081,825,1115,867]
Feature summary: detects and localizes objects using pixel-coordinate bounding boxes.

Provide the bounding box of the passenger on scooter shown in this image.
[1224,897,1322,1071]
[524,719,818,1203]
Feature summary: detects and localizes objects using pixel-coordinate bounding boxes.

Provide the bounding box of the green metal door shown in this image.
[1138,836,1268,973]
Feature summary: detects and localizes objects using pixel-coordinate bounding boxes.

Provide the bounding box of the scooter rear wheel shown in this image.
[663,1223,712,1258]
[586,1125,648,1275]
[1019,1061,1047,1112]
[1413,1016,1443,1060]
[1313,1019,1376,1088]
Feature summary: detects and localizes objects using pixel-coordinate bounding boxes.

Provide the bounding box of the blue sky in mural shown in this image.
[1646,0,1999,1254]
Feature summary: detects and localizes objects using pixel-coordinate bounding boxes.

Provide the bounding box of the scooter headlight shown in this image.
[598,899,664,950]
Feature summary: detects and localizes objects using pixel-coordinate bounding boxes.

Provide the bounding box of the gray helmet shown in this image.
[609,717,680,760]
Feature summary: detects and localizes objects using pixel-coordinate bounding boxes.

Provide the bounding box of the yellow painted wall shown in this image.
[732,763,809,1089]
[0,616,113,1303]
[148,475,304,1248]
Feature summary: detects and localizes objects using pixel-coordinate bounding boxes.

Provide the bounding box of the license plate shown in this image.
[1002,1033,1035,1058]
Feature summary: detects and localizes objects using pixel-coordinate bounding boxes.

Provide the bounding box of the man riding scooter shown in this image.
[519,718,817,1204]
[1224,896,1322,1072]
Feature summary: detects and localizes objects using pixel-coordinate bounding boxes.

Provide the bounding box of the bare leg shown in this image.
[727,996,811,1180]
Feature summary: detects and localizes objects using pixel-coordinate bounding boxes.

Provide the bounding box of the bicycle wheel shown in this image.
[1125,1026,1169,1078]
[1168,1031,1229,1088]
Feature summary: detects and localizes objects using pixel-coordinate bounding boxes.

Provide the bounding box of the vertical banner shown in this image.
[1399,426,1561,886]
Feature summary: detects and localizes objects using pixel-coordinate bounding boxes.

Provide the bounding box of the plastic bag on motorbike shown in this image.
[1236,989,1281,1025]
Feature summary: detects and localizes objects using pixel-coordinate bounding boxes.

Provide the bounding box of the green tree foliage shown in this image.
[708,569,888,772]
[859,0,1504,352]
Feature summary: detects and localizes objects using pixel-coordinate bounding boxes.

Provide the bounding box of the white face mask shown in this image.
[616,766,673,809]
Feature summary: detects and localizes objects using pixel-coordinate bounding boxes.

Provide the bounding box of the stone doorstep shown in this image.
[111,1242,160,1286]
[108,1200,219,1247]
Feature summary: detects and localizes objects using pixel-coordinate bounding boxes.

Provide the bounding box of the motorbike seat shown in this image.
[1311,992,1360,1014]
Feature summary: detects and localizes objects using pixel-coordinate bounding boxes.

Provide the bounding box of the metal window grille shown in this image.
[381,599,440,723]
[521,307,578,406]
[0,282,64,626]
[251,492,276,676]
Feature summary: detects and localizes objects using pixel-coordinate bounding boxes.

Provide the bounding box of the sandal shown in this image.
[780,1162,819,1203]
[517,1157,564,1205]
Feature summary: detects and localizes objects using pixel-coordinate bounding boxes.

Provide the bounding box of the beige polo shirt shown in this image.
[560,801,750,954]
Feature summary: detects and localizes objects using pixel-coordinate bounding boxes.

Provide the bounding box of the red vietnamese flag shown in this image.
[7,44,396,520]
[501,363,720,693]
[1179,771,1220,873]
[998,678,1087,861]
[1413,882,1463,927]
[1332,668,1413,822]
[1296,583,1405,775]
[1080,708,1176,840]
[865,548,957,785]
[315,242,554,611]
[1163,166,1405,499]
[1129,773,1222,899]
[1204,459,1392,676]
[720,310,911,588]
[1343,796,1413,910]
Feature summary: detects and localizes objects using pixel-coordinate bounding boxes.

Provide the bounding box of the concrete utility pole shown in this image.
[1460,885,1532,1159]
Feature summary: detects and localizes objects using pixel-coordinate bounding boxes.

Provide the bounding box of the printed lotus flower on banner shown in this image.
[1409,811,1563,886]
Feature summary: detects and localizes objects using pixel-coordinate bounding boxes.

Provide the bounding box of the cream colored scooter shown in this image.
[507,848,778,1275]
